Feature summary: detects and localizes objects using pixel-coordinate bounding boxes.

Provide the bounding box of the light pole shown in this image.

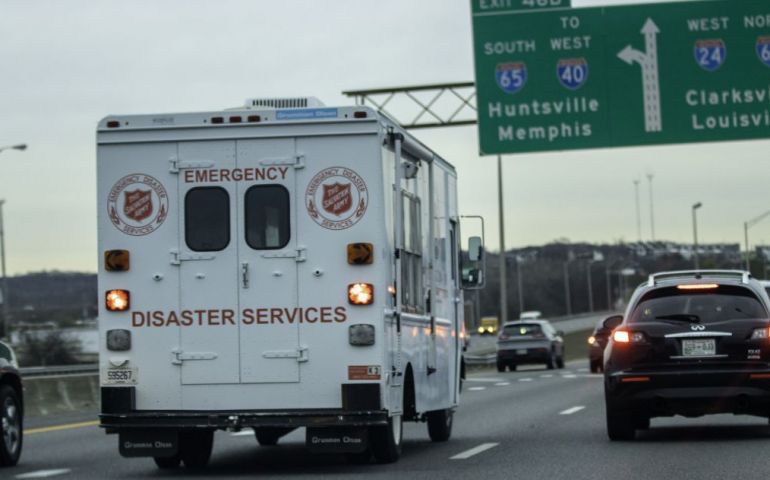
[0,143,26,339]
[497,155,507,325]
[647,173,656,241]
[633,179,642,242]
[515,254,524,315]
[692,202,703,270]
[563,261,572,316]
[743,210,770,272]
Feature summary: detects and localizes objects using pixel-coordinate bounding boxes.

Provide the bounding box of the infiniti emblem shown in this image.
[690,324,706,331]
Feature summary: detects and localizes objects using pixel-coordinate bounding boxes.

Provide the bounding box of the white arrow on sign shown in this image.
[618,18,662,133]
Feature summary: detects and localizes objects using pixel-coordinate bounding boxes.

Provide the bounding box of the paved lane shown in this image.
[11,360,770,479]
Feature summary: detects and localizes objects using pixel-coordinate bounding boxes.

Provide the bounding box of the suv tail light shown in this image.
[751,327,770,340]
[613,330,646,344]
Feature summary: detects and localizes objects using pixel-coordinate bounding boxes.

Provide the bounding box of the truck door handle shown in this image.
[241,262,249,288]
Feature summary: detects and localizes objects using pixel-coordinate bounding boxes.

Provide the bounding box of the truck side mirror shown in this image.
[603,315,623,331]
[468,236,483,262]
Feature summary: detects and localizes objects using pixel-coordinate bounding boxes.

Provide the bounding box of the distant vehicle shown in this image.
[604,270,770,441]
[96,98,485,468]
[519,310,542,320]
[478,316,499,335]
[588,318,612,373]
[496,320,564,372]
[0,341,22,467]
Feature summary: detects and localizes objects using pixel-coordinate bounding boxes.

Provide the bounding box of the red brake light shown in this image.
[677,284,719,290]
[613,330,630,343]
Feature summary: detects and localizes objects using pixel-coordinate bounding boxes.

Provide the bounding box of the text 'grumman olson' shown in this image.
[96,97,485,468]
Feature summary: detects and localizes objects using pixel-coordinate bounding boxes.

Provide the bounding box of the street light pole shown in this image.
[633,179,642,242]
[0,143,26,339]
[743,210,770,272]
[586,261,595,313]
[563,261,572,316]
[692,202,703,270]
[647,173,656,241]
[497,155,507,325]
[516,255,524,315]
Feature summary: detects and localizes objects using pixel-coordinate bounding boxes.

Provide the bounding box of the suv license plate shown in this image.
[102,367,138,385]
[682,339,716,357]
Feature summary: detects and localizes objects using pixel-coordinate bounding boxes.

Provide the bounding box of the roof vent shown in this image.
[245,97,325,110]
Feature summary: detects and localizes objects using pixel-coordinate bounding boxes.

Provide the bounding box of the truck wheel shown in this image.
[426,409,453,442]
[179,430,214,469]
[0,385,22,467]
[153,454,181,469]
[606,406,636,441]
[255,427,294,446]
[370,414,402,463]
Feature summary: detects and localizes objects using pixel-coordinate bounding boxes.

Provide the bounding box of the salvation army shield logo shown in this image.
[108,173,169,236]
[495,62,527,94]
[757,36,770,68]
[322,183,353,216]
[306,167,368,230]
[123,189,153,222]
[557,58,589,90]
[694,39,726,72]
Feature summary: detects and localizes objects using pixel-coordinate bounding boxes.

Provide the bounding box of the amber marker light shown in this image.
[348,283,374,305]
[677,284,719,290]
[106,289,130,311]
[613,330,630,343]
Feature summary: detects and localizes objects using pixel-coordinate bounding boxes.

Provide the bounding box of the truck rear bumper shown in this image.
[100,409,389,430]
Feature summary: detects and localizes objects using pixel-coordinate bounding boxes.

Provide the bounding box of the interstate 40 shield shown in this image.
[557,58,589,90]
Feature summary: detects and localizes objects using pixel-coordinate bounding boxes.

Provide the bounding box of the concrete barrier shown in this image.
[23,374,99,417]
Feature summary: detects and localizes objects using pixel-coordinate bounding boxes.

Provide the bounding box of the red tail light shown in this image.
[613,330,630,343]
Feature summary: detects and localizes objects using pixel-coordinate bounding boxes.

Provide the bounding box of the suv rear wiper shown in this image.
[655,314,701,323]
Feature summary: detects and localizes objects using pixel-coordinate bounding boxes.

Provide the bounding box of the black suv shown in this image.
[0,340,22,466]
[603,270,770,440]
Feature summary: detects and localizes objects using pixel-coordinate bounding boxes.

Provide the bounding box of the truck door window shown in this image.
[245,185,290,250]
[185,187,230,252]
[401,194,423,313]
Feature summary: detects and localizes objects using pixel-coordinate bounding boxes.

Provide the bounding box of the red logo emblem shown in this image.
[322,183,352,216]
[123,189,153,222]
[306,167,368,231]
[107,173,169,236]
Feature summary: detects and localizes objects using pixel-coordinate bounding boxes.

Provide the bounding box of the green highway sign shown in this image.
[472,0,571,15]
[471,0,770,155]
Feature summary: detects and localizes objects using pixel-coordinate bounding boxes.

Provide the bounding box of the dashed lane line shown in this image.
[25,421,99,435]
[15,469,71,479]
[494,382,510,386]
[231,430,255,437]
[540,374,553,378]
[450,442,500,460]
[562,374,578,379]
[559,406,586,415]
[466,377,503,383]
[468,386,486,391]
[518,378,533,382]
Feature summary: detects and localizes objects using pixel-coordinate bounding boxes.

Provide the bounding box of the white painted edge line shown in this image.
[518,377,533,382]
[494,382,510,386]
[559,406,586,415]
[468,386,486,391]
[540,374,553,378]
[16,469,72,479]
[467,377,504,383]
[450,442,500,460]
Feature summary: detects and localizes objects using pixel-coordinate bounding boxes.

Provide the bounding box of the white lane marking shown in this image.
[468,386,486,391]
[562,374,577,379]
[577,368,589,372]
[231,430,254,437]
[559,406,586,415]
[450,442,500,460]
[495,382,510,386]
[540,374,553,378]
[518,378,533,382]
[16,470,71,479]
[466,377,503,383]
[561,371,573,374]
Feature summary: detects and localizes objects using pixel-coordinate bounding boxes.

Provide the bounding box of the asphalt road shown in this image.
[12,360,770,479]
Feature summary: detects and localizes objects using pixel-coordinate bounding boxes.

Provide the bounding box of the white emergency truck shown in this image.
[96,97,485,468]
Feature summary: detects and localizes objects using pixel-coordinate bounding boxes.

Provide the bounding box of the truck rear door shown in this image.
[236,138,301,383]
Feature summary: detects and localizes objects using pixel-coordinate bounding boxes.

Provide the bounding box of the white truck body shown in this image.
[96,99,482,464]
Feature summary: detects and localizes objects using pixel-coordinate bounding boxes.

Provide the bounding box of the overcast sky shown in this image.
[1,0,768,275]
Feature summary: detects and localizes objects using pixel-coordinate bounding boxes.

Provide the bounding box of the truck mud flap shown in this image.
[306,427,368,454]
[119,429,178,458]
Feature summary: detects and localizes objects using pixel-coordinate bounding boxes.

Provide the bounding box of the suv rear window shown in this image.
[629,285,767,325]
[503,324,543,336]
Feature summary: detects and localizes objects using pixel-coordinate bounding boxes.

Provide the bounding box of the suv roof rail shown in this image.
[647,270,751,287]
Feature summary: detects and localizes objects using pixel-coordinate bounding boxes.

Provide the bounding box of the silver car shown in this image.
[496,320,565,372]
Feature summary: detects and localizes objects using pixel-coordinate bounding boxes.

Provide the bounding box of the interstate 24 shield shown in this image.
[694,39,726,72]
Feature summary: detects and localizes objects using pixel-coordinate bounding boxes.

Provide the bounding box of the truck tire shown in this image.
[0,385,22,467]
[153,454,181,469]
[179,430,214,469]
[255,427,294,446]
[426,409,453,442]
[370,414,402,463]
